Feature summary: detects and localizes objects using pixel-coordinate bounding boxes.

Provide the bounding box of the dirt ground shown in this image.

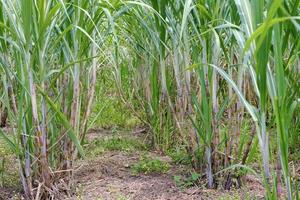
[66,152,264,200]
[65,128,265,200]
[0,128,265,200]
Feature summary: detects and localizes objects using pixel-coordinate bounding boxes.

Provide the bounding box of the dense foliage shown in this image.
[0,0,299,199]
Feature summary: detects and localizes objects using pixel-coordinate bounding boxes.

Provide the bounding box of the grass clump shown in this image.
[167,148,191,165]
[90,96,140,129]
[131,155,170,175]
[87,136,147,157]
[90,69,141,129]
[173,172,201,189]
[0,140,19,188]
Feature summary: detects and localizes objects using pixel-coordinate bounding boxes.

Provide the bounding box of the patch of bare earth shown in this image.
[0,187,20,200]
[63,128,265,200]
[67,151,197,200]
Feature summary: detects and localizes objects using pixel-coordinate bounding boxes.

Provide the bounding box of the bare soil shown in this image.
[0,188,20,200]
[65,128,265,200]
[0,128,266,200]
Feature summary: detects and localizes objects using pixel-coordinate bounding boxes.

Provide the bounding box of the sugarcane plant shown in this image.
[0,0,114,198]
[0,0,299,199]
[114,0,300,198]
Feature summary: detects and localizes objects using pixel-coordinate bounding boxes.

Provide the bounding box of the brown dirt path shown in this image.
[0,128,265,200]
[65,128,265,200]
[69,151,202,200]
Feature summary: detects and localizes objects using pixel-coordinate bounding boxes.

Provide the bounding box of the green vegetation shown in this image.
[289,106,300,161]
[86,136,147,157]
[0,140,19,189]
[90,69,141,128]
[0,0,299,199]
[174,172,201,189]
[131,155,170,175]
[167,148,191,166]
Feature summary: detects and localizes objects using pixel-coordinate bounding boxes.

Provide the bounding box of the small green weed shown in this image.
[0,140,19,188]
[90,69,142,129]
[131,156,170,175]
[174,172,201,189]
[0,158,5,186]
[167,148,191,165]
[87,137,147,157]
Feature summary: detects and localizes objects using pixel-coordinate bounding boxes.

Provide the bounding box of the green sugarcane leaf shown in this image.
[0,129,16,153]
[207,64,258,122]
[37,86,85,158]
[21,0,32,43]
